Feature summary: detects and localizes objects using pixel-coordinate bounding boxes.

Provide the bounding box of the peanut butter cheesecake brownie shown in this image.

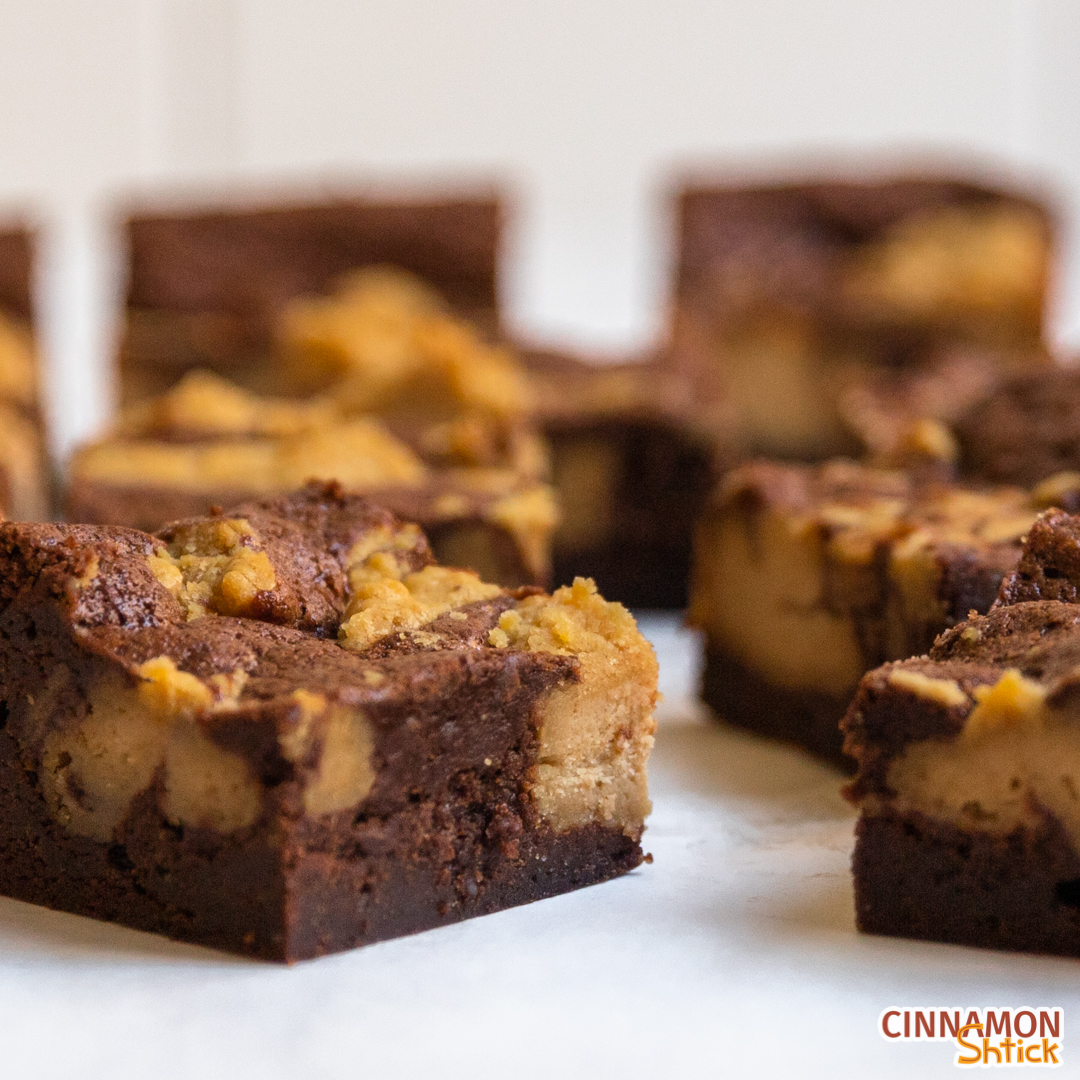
[688,459,1055,767]
[0,224,48,521]
[120,194,501,404]
[0,482,656,960]
[843,508,1080,955]
[673,175,1052,459]
[67,368,556,589]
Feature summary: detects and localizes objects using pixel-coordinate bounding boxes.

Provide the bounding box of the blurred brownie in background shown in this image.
[0,225,48,521]
[673,174,1054,460]
[79,251,558,589]
[843,361,1080,498]
[688,458,1062,768]
[119,193,502,404]
[522,346,732,608]
[67,369,556,589]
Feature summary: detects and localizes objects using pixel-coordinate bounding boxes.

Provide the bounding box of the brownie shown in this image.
[952,367,1080,487]
[522,347,731,608]
[846,363,1080,495]
[66,370,556,589]
[0,224,48,521]
[120,195,501,404]
[842,507,1080,955]
[0,482,657,960]
[673,175,1053,459]
[688,459,1055,768]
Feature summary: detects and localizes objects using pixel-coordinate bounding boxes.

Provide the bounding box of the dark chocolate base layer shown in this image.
[0,723,641,962]
[701,646,855,772]
[854,809,1080,956]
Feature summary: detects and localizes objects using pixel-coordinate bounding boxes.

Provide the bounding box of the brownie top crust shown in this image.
[851,365,1080,494]
[1,481,656,851]
[712,458,1042,552]
[953,367,1080,487]
[126,196,500,326]
[676,176,1052,329]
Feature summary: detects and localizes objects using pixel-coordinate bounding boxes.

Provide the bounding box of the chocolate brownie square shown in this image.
[0,482,656,960]
[120,194,502,404]
[688,459,1054,768]
[843,507,1080,955]
[673,175,1053,459]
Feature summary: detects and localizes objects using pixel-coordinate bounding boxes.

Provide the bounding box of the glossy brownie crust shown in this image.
[854,809,1080,956]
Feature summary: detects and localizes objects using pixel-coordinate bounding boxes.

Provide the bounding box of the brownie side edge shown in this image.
[854,807,1080,956]
[701,645,855,772]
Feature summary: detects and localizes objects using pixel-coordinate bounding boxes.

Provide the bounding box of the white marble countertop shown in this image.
[0,614,1076,1078]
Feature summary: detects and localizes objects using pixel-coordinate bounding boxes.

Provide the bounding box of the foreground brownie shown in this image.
[67,370,556,588]
[0,482,656,960]
[843,509,1080,955]
[673,175,1052,459]
[688,459,1051,767]
[523,348,730,608]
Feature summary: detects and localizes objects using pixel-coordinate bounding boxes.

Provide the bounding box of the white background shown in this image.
[0,1,1079,455]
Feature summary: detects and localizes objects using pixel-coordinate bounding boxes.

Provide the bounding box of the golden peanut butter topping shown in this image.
[75,416,427,494]
[148,517,276,620]
[118,369,338,439]
[962,668,1048,741]
[280,266,532,418]
[488,576,639,654]
[843,204,1048,322]
[338,527,501,651]
[887,669,969,709]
